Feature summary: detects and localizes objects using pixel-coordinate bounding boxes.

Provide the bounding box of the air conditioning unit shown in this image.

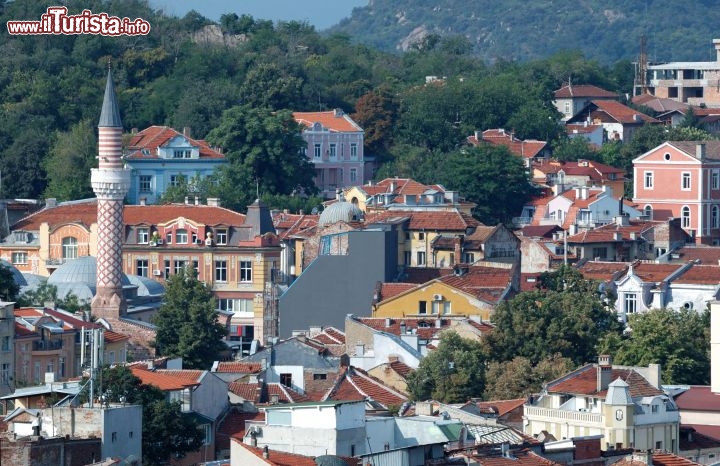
[432,294,443,301]
[153,270,162,276]
[156,239,164,245]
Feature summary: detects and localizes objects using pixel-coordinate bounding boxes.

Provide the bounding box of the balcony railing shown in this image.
[33,340,63,351]
[524,405,602,424]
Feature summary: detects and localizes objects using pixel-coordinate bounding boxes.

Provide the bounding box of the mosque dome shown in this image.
[0,259,28,287]
[48,256,131,287]
[127,275,165,297]
[318,192,363,227]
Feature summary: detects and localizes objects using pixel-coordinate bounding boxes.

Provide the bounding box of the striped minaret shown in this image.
[90,69,130,319]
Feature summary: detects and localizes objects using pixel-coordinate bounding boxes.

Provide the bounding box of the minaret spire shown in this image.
[91,67,130,319]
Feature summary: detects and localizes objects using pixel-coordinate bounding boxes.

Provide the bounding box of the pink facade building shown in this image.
[293,109,364,199]
[633,141,720,245]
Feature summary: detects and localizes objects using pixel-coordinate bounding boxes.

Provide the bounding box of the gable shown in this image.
[633,142,701,164]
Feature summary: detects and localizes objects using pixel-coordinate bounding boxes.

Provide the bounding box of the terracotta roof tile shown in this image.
[679,425,720,450]
[470,448,562,466]
[672,264,720,284]
[215,362,263,374]
[548,365,663,397]
[388,360,413,378]
[379,283,416,300]
[629,262,686,283]
[366,210,480,231]
[468,129,547,159]
[216,408,264,451]
[293,110,362,133]
[589,100,660,124]
[554,84,618,99]
[615,452,701,466]
[476,398,526,416]
[576,261,631,282]
[357,317,454,340]
[674,386,720,412]
[670,246,720,264]
[229,382,262,403]
[325,366,407,408]
[566,220,659,244]
[234,442,318,466]
[685,424,720,442]
[126,126,224,159]
[130,367,202,391]
[669,141,720,161]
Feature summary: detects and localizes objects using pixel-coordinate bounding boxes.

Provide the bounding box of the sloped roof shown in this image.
[293,110,362,133]
[469,448,561,466]
[324,366,408,408]
[614,452,701,466]
[674,385,720,411]
[671,264,720,284]
[565,220,659,244]
[468,129,547,159]
[475,398,526,416]
[576,261,631,282]
[388,360,413,378]
[126,125,224,159]
[588,100,660,124]
[366,210,480,231]
[311,327,346,346]
[547,364,663,398]
[632,93,691,113]
[214,362,263,374]
[130,367,202,391]
[679,425,720,450]
[554,84,618,99]
[216,408,264,451]
[357,317,455,340]
[378,283,417,301]
[668,140,720,161]
[626,262,687,283]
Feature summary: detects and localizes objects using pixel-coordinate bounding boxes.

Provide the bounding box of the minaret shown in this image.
[90,68,130,319]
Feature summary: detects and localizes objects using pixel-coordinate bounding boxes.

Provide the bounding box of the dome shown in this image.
[127,275,165,296]
[48,256,131,287]
[0,259,28,287]
[318,194,363,227]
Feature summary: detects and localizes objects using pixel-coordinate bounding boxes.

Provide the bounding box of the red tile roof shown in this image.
[357,317,455,340]
[325,366,408,408]
[234,441,319,466]
[130,367,202,391]
[366,210,481,231]
[614,452,701,466]
[475,398,526,416]
[229,382,262,403]
[379,283,416,300]
[293,110,362,133]
[388,360,413,378]
[554,84,618,99]
[628,262,687,284]
[672,264,720,284]
[468,129,547,159]
[311,327,345,346]
[13,200,98,230]
[686,424,720,442]
[215,362,263,374]
[670,246,720,264]
[679,425,720,450]
[566,220,659,244]
[216,408,264,451]
[126,126,224,159]
[576,261,631,282]
[590,100,660,124]
[470,448,562,466]
[565,123,603,135]
[674,386,720,411]
[547,364,663,397]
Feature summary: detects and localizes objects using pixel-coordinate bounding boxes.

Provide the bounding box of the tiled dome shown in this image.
[318,193,363,227]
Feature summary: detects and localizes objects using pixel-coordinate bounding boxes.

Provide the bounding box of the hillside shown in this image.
[331,0,720,64]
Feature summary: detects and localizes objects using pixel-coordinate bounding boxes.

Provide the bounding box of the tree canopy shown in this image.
[152,266,227,369]
[406,331,487,403]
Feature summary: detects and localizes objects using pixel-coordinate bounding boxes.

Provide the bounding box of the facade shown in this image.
[91,69,130,319]
[567,100,660,142]
[524,356,680,453]
[124,126,226,205]
[635,38,720,108]
[0,302,13,397]
[565,122,604,147]
[293,109,364,198]
[554,83,619,121]
[633,141,720,245]
[531,159,626,198]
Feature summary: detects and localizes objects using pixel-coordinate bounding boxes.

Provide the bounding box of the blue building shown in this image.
[124,126,226,205]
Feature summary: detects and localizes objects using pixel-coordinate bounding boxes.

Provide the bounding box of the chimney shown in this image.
[131,127,138,134]
[333,108,344,117]
[207,198,221,207]
[697,143,707,160]
[45,198,57,208]
[454,236,463,264]
[388,354,399,363]
[400,321,407,335]
[714,39,720,62]
[613,232,622,241]
[184,196,189,205]
[194,196,199,205]
[631,450,653,466]
[435,318,442,328]
[385,317,391,328]
[597,355,612,392]
[474,130,481,140]
[139,197,147,206]
[263,445,269,459]
[183,126,191,138]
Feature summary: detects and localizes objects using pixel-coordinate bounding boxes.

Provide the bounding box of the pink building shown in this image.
[633,141,720,245]
[293,109,364,199]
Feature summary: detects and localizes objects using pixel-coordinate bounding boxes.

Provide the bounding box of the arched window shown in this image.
[644,205,653,220]
[681,206,691,228]
[62,237,78,259]
[713,205,720,229]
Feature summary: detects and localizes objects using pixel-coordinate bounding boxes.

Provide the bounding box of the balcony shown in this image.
[32,340,63,352]
[511,216,532,228]
[524,405,602,425]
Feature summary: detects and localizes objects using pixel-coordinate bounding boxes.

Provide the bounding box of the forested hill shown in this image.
[331,0,720,64]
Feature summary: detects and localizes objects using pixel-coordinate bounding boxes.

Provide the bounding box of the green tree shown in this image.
[0,263,19,301]
[406,331,487,403]
[598,308,710,385]
[152,266,227,369]
[438,145,537,225]
[100,366,204,466]
[483,354,575,400]
[551,136,600,162]
[43,119,97,201]
[206,104,316,212]
[485,268,622,366]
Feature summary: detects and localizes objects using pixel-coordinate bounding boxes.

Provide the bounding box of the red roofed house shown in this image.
[124,125,226,205]
[633,141,720,245]
[524,355,680,453]
[467,129,548,166]
[567,100,661,142]
[531,159,626,198]
[293,109,364,199]
[554,83,619,122]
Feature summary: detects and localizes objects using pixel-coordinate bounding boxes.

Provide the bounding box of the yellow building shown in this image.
[372,264,516,322]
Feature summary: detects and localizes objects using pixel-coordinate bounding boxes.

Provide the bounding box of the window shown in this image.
[136,259,149,277]
[329,143,337,159]
[164,259,171,277]
[624,293,637,315]
[462,252,475,263]
[137,227,149,244]
[174,260,186,275]
[59,357,65,377]
[215,228,228,245]
[11,251,27,264]
[682,206,691,228]
[644,171,654,189]
[215,260,227,282]
[170,174,185,187]
[564,102,570,115]
[108,351,115,364]
[62,237,78,259]
[682,172,691,190]
[651,404,659,413]
[165,232,172,244]
[280,373,292,387]
[418,232,425,240]
[644,205,653,220]
[313,373,327,380]
[1,363,10,384]
[443,301,451,314]
[1,336,9,351]
[112,432,117,442]
[34,361,40,383]
[416,251,426,265]
[240,260,252,282]
[139,175,152,193]
[350,168,357,182]
[404,251,411,265]
[314,144,321,159]
[175,229,188,244]
[418,301,427,314]
[350,143,358,160]
[47,360,54,374]
[713,170,720,190]
[173,150,191,158]
[592,247,608,259]
[655,441,662,450]
[714,206,720,229]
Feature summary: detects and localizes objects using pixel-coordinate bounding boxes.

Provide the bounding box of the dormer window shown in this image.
[141,148,150,156]
[137,227,149,244]
[215,228,228,245]
[175,229,188,244]
[173,150,191,159]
